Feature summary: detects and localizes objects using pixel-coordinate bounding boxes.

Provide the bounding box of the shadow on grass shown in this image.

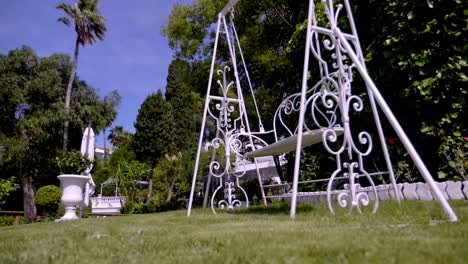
[234,202,316,215]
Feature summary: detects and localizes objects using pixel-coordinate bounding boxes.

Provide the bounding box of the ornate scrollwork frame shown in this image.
[207,65,250,214]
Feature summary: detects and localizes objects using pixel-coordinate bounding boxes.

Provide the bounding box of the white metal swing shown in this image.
[90,165,126,215]
[187,0,458,222]
[90,178,126,215]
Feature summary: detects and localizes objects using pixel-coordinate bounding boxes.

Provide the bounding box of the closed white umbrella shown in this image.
[81,127,95,162]
[81,126,96,206]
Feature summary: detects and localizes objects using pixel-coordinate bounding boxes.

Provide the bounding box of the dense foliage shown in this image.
[108,125,132,149]
[0,46,120,221]
[134,91,175,199]
[165,59,198,152]
[0,177,19,208]
[55,150,92,175]
[123,57,204,208]
[358,0,467,180]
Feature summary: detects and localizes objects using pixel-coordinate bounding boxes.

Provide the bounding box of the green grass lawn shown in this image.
[1,201,467,263]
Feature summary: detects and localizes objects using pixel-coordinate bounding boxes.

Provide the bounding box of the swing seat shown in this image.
[245,127,343,158]
[91,196,125,215]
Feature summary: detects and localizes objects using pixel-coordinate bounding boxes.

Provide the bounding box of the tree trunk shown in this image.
[63,36,80,152]
[103,128,107,161]
[147,162,155,201]
[22,175,36,223]
[166,176,176,202]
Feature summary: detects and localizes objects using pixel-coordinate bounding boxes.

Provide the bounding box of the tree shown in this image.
[57,0,107,152]
[0,46,54,221]
[165,59,198,152]
[0,47,39,136]
[154,153,184,202]
[134,91,174,200]
[97,91,121,160]
[162,0,230,59]
[108,125,132,149]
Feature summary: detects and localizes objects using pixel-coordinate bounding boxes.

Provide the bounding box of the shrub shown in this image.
[145,196,164,213]
[55,150,92,175]
[80,203,92,218]
[0,216,15,226]
[0,215,25,226]
[121,195,180,214]
[0,177,19,209]
[121,201,146,214]
[35,185,62,217]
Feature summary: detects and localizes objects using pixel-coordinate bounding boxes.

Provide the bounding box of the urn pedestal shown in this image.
[56,174,89,221]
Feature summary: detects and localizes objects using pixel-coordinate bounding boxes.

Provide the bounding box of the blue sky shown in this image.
[0,0,191,146]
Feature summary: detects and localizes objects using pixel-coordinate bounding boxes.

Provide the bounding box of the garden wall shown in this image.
[290,181,468,203]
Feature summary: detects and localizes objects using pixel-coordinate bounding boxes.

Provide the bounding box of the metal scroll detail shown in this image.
[207,66,249,214]
[310,0,378,214]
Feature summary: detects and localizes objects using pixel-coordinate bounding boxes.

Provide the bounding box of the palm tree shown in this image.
[107,125,122,147]
[163,152,183,202]
[108,125,131,149]
[57,0,107,151]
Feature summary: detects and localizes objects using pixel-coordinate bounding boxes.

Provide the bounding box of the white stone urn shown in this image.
[56,174,89,221]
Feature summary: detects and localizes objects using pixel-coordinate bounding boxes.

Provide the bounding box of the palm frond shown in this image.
[56,3,75,17]
[57,17,71,26]
[57,0,107,46]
